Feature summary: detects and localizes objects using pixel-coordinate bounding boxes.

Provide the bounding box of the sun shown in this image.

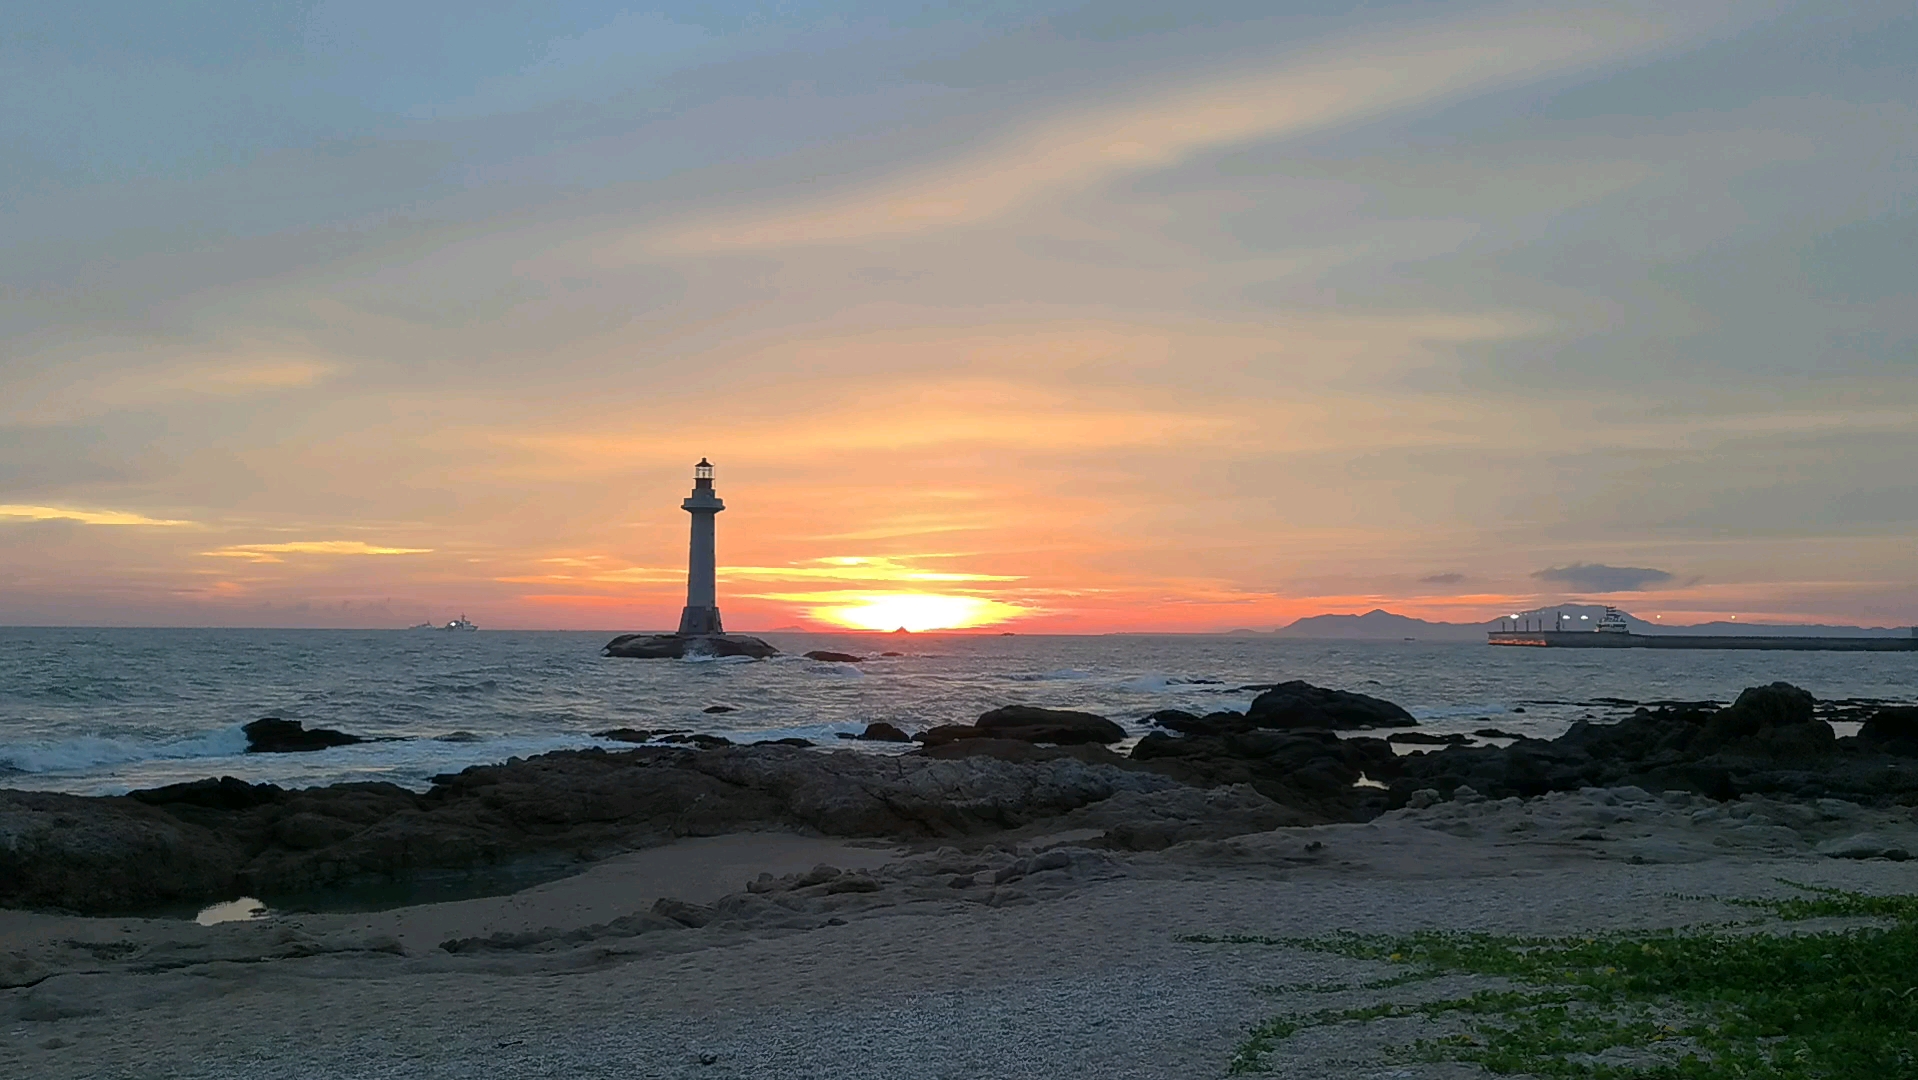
[813,593,1025,632]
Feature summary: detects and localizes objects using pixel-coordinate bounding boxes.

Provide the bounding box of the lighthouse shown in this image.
[601,457,775,658]
[677,458,725,636]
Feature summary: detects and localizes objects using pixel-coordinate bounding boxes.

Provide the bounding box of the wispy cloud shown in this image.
[1533,563,1676,592]
[650,10,1679,252]
[202,540,433,564]
[0,504,194,527]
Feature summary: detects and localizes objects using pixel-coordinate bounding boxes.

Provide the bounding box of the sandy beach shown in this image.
[6,783,1916,1080]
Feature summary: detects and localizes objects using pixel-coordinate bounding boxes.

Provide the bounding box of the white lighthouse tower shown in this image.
[677,458,724,636]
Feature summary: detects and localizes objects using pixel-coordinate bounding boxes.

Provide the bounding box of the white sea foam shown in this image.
[1114,674,1222,693]
[1008,669,1094,682]
[0,725,250,774]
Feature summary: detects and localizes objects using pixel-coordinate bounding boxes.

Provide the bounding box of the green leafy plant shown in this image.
[1187,883,1918,1077]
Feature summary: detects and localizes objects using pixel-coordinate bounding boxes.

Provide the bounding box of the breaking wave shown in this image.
[0,726,250,775]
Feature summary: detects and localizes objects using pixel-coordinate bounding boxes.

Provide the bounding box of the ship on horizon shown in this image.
[410,615,478,632]
[1489,606,1916,651]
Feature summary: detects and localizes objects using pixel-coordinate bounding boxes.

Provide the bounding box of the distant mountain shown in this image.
[1658,621,1911,637]
[1273,609,1480,641]
[1273,605,1908,640]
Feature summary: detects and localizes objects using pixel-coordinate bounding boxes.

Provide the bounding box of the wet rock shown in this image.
[914,724,988,747]
[1145,709,1256,737]
[1246,681,1417,730]
[803,650,863,663]
[242,718,365,753]
[1859,706,1918,754]
[753,737,815,748]
[854,721,912,743]
[1388,731,1470,745]
[658,733,734,748]
[973,705,1126,745]
[919,739,1132,767]
[434,731,484,743]
[603,633,779,660]
[594,728,656,743]
[703,705,736,714]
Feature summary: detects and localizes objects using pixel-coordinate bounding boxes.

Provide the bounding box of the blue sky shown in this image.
[1,0,1914,629]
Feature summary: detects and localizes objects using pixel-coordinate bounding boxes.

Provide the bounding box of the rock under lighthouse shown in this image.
[603,459,778,660]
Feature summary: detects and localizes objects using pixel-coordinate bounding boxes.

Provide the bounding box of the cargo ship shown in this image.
[1488,607,1918,651]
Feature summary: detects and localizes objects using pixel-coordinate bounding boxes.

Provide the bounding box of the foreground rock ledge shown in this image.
[1,746,1279,914]
[8,681,1917,916]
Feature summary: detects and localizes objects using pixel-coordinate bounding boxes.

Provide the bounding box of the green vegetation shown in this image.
[1188,884,1918,1078]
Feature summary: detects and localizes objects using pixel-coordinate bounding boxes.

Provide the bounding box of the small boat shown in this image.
[411,616,478,631]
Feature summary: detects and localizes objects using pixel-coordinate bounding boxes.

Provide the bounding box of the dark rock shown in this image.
[435,731,484,743]
[914,725,988,746]
[880,651,905,657]
[1388,731,1469,745]
[658,733,733,748]
[242,718,365,753]
[803,650,863,663]
[753,738,815,748]
[2,743,1193,913]
[603,633,779,660]
[854,721,912,743]
[1146,709,1253,737]
[652,897,718,928]
[1246,681,1417,730]
[1695,683,1831,758]
[703,706,736,714]
[1473,728,1525,740]
[974,705,1126,745]
[130,776,285,811]
[1383,681,1918,808]
[1126,726,1398,821]
[594,728,655,743]
[1858,706,1918,752]
[920,739,1132,767]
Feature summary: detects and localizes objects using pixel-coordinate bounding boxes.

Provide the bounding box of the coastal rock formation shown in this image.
[1247,681,1417,729]
[602,633,779,660]
[0,746,1182,913]
[241,718,365,753]
[914,706,1128,748]
[1385,683,1918,806]
[1144,680,1417,737]
[1129,728,1398,821]
[803,650,863,663]
[851,722,911,743]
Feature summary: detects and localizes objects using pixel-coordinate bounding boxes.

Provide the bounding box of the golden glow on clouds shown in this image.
[794,592,1029,632]
[502,556,1019,587]
[203,541,434,564]
[0,505,194,527]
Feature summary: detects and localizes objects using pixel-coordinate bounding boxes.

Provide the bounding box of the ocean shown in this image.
[3,627,1915,796]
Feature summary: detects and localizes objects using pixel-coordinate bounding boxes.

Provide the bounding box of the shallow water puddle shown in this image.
[195,896,268,925]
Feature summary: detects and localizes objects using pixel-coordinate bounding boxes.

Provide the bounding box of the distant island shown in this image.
[1258,605,1912,641]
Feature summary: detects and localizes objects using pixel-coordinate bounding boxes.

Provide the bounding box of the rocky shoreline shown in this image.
[4,679,1916,915]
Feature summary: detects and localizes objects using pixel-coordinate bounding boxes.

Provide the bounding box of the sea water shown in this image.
[2,627,1914,796]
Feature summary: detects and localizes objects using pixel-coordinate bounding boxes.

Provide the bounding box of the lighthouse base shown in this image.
[677,606,724,636]
[602,631,776,660]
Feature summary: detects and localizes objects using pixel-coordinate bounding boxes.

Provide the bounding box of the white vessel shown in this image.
[1595,607,1630,633]
[411,616,478,631]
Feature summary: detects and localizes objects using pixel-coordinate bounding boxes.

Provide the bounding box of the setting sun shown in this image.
[813,593,1027,632]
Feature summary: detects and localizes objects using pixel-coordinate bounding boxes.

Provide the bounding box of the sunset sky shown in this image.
[3,0,1914,631]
